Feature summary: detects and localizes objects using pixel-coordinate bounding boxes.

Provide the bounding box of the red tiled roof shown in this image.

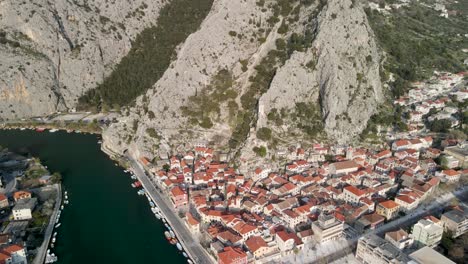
[245,236,267,253]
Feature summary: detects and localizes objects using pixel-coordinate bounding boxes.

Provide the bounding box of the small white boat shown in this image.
[187,260,193,264]
[182,252,188,258]
[55,223,61,228]
[60,205,64,210]
[131,175,137,180]
[170,231,175,237]
[155,213,162,220]
[164,224,170,229]
[97,140,102,144]
[176,243,182,251]
[53,232,57,237]
[64,200,69,205]
[52,238,56,243]
[20,128,26,131]
[49,129,58,133]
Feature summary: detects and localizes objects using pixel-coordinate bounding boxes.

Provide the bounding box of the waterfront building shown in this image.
[311,214,344,242]
[12,198,37,221]
[411,219,443,248]
[440,209,468,238]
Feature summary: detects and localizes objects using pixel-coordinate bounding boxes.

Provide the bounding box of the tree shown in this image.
[429,119,452,133]
[440,231,454,252]
[162,164,170,172]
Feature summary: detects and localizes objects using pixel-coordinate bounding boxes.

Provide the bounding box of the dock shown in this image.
[33,184,62,264]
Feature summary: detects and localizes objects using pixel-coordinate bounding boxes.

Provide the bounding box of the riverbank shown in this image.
[0,130,187,264]
[33,184,61,264]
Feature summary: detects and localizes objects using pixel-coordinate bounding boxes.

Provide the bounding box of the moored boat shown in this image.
[169,230,175,238]
[55,223,61,228]
[36,128,46,132]
[176,243,182,251]
[182,252,188,258]
[164,231,171,240]
[49,129,58,132]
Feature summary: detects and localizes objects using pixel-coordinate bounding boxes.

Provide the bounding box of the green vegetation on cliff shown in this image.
[78,0,214,111]
[366,1,468,98]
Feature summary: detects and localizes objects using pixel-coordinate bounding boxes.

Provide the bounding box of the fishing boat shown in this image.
[176,243,182,251]
[55,223,61,228]
[36,128,46,132]
[155,213,162,220]
[133,181,142,188]
[182,252,188,258]
[169,238,178,245]
[164,231,171,240]
[49,129,58,133]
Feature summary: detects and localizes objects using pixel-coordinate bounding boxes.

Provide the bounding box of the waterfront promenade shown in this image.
[33,184,62,264]
[128,155,214,264]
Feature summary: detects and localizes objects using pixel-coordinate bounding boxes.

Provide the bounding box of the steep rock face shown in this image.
[103,0,384,166]
[315,0,383,143]
[103,0,275,158]
[0,0,163,119]
[258,0,383,144]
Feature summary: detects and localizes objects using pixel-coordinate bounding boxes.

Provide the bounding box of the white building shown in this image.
[411,219,443,248]
[12,198,37,221]
[312,214,344,242]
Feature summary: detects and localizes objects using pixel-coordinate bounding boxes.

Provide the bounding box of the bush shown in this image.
[252,146,267,157]
[429,119,452,133]
[256,127,272,141]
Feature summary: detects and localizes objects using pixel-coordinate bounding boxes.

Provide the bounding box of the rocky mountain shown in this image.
[0,0,164,119]
[102,0,384,168]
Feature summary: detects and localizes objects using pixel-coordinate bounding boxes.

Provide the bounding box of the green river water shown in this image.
[0,129,186,264]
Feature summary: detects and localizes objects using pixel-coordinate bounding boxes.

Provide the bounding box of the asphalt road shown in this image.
[128,155,214,264]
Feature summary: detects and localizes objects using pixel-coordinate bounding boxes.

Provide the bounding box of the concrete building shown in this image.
[355,213,385,233]
[12,198,36,221]
[0,244,27,264]
[444,143,468,168]
[356,234,410,264]
[409,246,455,264]
[440,209,468,238]
[312,214,344,242]
[384,229,413,250]
[411,219,443,248]
[0,194,9,209]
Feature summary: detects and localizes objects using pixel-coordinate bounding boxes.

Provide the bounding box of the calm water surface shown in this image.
[0,129,186,264]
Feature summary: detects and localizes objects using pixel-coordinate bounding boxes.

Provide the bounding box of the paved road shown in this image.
[33,184,62,264]
[128,155,214,264]
[305,186,468,264]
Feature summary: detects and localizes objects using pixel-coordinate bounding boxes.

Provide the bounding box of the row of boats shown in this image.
[124,169,193,264]
[45,190,69,263]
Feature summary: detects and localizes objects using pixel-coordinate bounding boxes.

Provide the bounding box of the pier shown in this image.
[33,184,62,264]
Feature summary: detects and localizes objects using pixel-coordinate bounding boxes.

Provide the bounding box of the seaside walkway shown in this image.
[33,184,62,264]
[128,155,214,264]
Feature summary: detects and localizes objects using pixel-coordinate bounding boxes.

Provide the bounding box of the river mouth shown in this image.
[0,129,186,264]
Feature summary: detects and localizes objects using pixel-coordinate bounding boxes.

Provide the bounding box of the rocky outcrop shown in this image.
[103,0,384,167]
[0,0,164,119]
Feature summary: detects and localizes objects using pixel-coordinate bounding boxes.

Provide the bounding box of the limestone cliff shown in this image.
[103,0,384,166]
[0,0,164,119]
